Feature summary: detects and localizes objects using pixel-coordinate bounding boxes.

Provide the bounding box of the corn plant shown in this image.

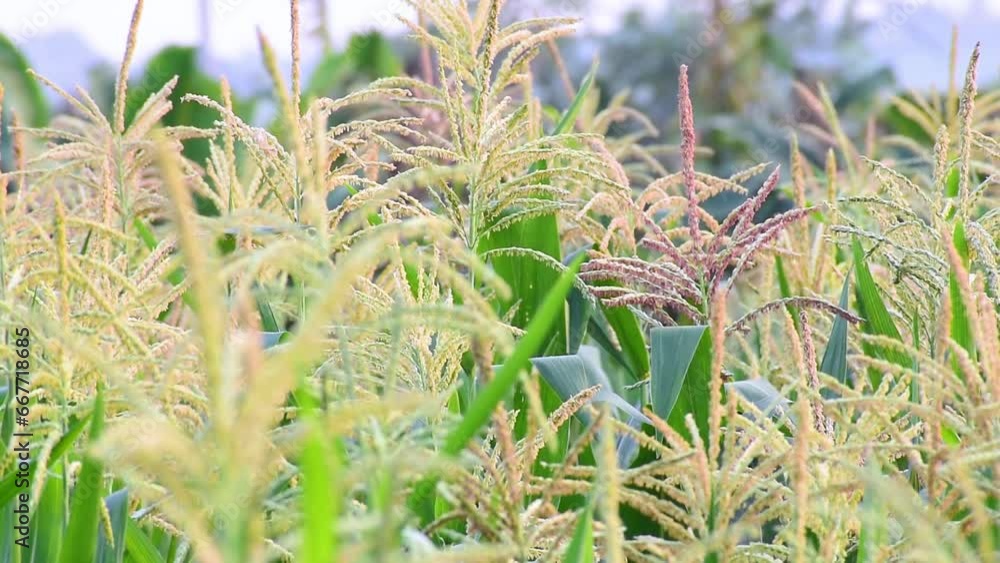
[0,1,997,562]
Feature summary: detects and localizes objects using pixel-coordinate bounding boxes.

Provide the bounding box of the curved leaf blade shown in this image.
[650,325,708,429]
[819,274,852,390]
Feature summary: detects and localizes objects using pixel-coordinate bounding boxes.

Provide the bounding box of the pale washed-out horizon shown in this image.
[3,0,998,100]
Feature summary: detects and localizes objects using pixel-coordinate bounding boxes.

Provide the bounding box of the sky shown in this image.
[1,0,998,94]
[4,0,615,56]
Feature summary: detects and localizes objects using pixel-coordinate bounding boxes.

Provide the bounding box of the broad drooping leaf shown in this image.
[726,378,789,421]
[532,346,648,468]
[650,326,712,442]
[586,289,650,383]
[531,347,649,425]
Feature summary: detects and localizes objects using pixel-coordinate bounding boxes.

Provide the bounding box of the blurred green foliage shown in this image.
[0,33,49,179]
[305,31,403,104]
[124,46,255,165]
[533,0,896,193]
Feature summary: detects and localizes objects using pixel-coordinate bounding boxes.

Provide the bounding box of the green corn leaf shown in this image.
[0,384,12,450]
[0,412,91,507]
[0,33,50,128]
[587,309,638,381]
[410,254,584,524]
[347,32,404,79]
[256,296,281,333]
[565,249,595,354]
[588,280,650,383]
[476,201,566,352]
[857,460,887,563]
[945,166,960,198]
[29,464,66,563]
[567,286,593,354]
[586,316,634,379]
[80,228,94,256]
[851,239,907,389]
[949,221,974,362]
[941,426,961,447]
[531,354,594,421]
[126,45,254,166]
[476,63,597,357]
[97,488,130,563]
[0,390,11,560]
[819,274,852,390]
[165,533,182,563]
[774,255,800,331]
[305,50,351,102]
[304,32,402,106]
[726,378,788,420]
[443,253,585,456]
[601,300,650,383]
[532,347,646,468]
[531,351,648,425]
[562,247,594,355]
[881,99,934,146]
[298,387,340,563]
[260,331,290,349]
[124,520,167,563]
[650,325,712,442]
[552,61,597,136]
[133,217,159,250]
[134,217,193,311]
[563,502,595,563]
[60,386,106,563]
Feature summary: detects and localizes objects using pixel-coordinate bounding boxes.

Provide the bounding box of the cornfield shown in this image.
[1,1,998,561]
